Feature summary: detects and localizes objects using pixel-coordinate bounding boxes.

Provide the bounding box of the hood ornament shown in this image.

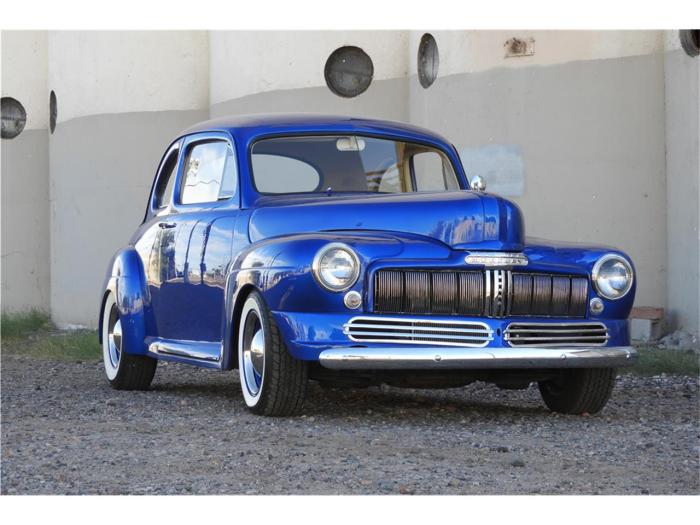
[465,252,528,267]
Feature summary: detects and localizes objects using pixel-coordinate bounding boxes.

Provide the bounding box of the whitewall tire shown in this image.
[101,292,157,390]
[237,291,308,416]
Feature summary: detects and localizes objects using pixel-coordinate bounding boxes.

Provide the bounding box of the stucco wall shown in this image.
[1,31,50,313]
[664,32,700,334]
[46,31,210,327]
[408,52,668,310]
[48,110,207,326]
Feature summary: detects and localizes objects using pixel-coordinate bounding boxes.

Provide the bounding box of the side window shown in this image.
[251,154,320,193]
[154,147,179,209]
[412,151,459,191]
[180,140,236,205]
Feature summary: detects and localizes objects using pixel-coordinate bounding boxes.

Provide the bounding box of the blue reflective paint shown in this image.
[99,114,635,370]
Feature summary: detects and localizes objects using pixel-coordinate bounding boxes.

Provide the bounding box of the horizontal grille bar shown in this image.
[504,322,609,347]
[343,316,493,347]
[373,269,589,319]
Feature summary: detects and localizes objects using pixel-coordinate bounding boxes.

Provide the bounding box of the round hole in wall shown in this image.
[324,46,374,98]
[49,90,57,134]
[679,29,700,57]
[1,97,27,139]
[417,33,439,88]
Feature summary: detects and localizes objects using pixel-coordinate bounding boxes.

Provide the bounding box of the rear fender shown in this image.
[98,248,149,356]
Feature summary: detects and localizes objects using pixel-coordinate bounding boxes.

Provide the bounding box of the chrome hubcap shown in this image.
[107,307,122,369]
[242,311,265,397]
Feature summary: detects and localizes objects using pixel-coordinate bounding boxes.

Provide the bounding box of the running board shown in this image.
[147,338,222,363]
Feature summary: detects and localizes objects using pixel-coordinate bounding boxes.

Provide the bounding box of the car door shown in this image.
[132,140,182,339]
[155,132,240,348]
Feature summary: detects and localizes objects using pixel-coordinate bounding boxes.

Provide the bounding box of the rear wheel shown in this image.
[238,291,307,416]
[538,368,617,414]
[102,293,157,390]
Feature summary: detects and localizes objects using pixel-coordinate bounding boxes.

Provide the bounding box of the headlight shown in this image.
[592,254,633,300]
[312,243,360,291]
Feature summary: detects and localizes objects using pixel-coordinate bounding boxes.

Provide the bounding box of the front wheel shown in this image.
[238,291,308,416]
[102,292,157,390]
[538,368,617,414]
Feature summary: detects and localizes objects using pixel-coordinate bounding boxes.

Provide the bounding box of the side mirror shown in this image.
[469,175,486,192]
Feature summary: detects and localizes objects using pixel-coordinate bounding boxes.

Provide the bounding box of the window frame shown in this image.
[409,150,458,192]
[247,132,465,197]
[145,139,182,222]
[172,131,239,211]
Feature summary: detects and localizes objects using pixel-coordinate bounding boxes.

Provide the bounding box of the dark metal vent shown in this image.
[505,322,609,347]
[373,269,589,319]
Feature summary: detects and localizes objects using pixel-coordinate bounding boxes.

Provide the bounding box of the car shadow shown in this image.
[149,373,549,419]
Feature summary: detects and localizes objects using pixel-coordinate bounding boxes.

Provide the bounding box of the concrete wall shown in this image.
[47,32,209,327]
[408,35,668,311]
[1,30,698,334]
[1,31,50,313]
[209,31,410,120]
[664,31,700,335]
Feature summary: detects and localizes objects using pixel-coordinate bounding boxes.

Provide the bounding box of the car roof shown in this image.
[180,113,453,146]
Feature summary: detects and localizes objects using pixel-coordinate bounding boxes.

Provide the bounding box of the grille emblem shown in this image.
[465,252,528,267]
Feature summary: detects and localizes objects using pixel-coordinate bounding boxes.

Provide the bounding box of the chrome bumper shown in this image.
[318,345,638,370]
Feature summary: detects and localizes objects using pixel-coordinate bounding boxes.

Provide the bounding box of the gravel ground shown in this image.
[2,354,698,495]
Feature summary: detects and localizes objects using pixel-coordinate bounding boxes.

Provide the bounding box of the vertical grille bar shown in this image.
[531,274,552,316]
[458,271,484,315]
[551,276,571,317]
[405,271,430,312]
[431,272,457,314]
[511,273,533,316]
[569,277,589,317]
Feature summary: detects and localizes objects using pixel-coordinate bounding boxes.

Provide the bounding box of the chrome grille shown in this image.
[373,269,589,318]
[504,322,609,347]
[343,316,493,347]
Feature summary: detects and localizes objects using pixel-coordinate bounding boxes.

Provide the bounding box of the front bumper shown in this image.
[318,345,637,370]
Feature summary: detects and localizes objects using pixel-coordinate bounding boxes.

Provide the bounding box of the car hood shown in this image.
[248,191,524,251]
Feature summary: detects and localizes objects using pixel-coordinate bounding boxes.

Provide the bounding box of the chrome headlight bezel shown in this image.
[312,243,360,292]
[592,254,634,300]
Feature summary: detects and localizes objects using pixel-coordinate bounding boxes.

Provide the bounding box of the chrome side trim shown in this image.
[319,345,638,370]
[343,316,494,348]
[148,339,221,362]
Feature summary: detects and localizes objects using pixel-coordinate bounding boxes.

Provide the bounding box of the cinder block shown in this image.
[631,318,664,342]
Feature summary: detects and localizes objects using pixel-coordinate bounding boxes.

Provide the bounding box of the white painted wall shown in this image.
[210,31,409,104]
[1,31,50,313]
[47,31,210,327]
[1,30,48,130]
[408,30,663,77]
[48,31,209,122]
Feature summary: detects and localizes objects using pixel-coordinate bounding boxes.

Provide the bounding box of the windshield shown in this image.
[250,135,461,195]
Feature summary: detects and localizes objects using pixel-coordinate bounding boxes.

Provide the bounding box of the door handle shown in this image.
[158,222,176,229]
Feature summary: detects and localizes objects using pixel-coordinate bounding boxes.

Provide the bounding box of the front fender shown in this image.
[219,231,450,369]
[228,230,451,312]
[98,247,149,356]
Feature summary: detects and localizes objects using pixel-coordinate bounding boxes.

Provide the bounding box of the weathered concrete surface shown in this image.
[48,110,208,327]
[410,53,668,311]
[1,129,50,312]
[664,49,700,335]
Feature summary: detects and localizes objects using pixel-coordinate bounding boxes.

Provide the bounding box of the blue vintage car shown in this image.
[99,114,637,416]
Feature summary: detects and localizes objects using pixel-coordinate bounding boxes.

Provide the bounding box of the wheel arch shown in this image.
[223,282,258,370]
[98,247,150,356]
